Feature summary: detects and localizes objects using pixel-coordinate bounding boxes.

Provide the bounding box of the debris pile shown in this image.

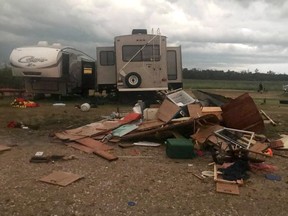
[51,89,283,192]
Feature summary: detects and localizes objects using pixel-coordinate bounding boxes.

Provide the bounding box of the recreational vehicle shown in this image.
[96,29,183,94]
[9,41,95,96]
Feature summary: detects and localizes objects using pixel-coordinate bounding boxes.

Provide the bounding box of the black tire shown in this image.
[125,72,142,88]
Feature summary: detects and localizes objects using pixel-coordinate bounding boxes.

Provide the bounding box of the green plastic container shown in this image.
[165,138,196,159]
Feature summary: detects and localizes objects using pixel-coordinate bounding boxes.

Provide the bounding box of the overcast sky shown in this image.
[1,0,288,73]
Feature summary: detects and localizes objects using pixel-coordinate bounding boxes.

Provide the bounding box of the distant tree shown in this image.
[267,70,275,75]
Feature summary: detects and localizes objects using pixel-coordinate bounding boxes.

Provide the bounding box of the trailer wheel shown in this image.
[125,72,142,88]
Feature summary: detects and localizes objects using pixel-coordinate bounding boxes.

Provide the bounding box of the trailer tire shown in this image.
[125,72,142,88]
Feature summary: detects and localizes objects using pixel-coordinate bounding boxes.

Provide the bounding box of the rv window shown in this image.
[122,46,142,62]
[122,45,160,62]
[167,50,177,80]
[100,51,115,66]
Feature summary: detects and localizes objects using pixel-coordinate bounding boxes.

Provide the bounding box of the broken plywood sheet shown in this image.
[39,171,84,186]
[0,144,12,152]
[75,137,113,151]
[54,132,86,141]
[156,98,181,123]
[65,121,121,137]
[216,182,240,195]
[187,103,202,119]
[221,93,264,133]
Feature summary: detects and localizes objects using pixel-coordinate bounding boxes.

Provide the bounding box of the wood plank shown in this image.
[202,107,222,112]
[260,110,277,126]
[75,137,113,151]
[136,119,165,131]
[93,150,118,161]
[54,132,85,141]
[39,171,84,187]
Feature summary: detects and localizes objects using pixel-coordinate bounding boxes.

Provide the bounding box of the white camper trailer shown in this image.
[10,41,95,96]
[96,29,182,94]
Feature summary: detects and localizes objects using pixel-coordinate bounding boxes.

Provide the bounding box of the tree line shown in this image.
[183,68,288,81]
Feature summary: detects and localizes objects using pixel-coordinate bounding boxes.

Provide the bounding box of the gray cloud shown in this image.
[0,0,288,73]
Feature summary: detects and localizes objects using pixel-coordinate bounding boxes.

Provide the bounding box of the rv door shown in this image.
[96,47,116,92]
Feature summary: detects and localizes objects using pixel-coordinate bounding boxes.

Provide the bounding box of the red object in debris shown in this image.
[11,98,39,108]
[25,101,39,108]
[196,150,204,157]
[118,113,142,124]
[15,98,25,102]
[249,162,278,173]
[264,148,273,156]
[7,121,21,128]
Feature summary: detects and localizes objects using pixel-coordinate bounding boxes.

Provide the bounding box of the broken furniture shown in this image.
[192,125,270,164]
[221,93,265,133]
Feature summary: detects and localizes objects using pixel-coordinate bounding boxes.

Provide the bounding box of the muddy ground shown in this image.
[1,90,288,216]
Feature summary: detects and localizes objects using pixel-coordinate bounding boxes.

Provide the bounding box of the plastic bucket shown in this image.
[80,103,90,112]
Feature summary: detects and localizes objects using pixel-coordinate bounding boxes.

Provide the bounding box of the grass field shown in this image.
[183,79,288,91]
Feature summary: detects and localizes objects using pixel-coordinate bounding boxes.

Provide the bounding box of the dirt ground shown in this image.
[1,90,288,216]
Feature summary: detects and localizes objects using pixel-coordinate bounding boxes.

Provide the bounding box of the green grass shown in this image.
[183,79,288,91]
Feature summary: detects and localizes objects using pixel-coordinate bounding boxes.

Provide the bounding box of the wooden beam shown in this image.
[260,110,277,126]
